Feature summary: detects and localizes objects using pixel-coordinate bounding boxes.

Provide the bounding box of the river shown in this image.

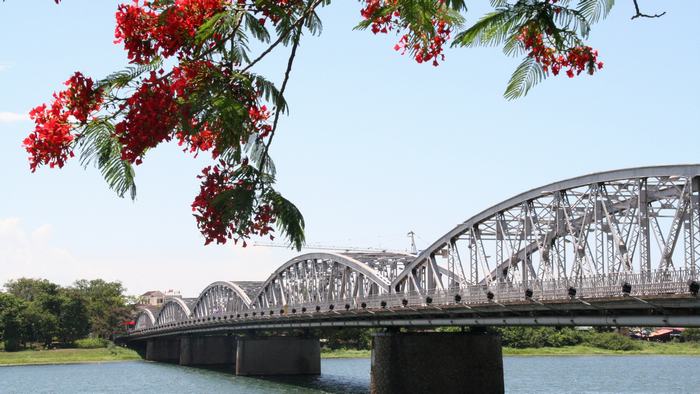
[1,356,698,393]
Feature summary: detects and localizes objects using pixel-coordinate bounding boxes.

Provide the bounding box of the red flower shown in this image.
[115,0,226,64]
[518,25,603,80]
[24,72,102,171]
[192,163,277,245]
[115,72,180,164]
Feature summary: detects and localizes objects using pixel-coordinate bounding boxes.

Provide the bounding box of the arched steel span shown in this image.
[252,252,407,310]
[392,165,700,296]
[134,308,155,331]
[191,281,253,318]
[154,297,192,325]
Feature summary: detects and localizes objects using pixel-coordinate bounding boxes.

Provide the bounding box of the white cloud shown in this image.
[0,63,10,72]
[0,218,78,289]
[0,111,29,123]
[0,217,300,296]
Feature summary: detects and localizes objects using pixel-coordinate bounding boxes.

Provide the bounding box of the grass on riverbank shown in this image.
[3,341,698,366]
[321,341,700,358]
[504,342,700,356]
[0,347,141,366]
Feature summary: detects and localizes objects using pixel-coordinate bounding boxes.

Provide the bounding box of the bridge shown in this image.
[121,165,700,394]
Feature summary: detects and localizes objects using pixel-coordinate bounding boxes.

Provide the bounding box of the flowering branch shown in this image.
[23,0,653,250]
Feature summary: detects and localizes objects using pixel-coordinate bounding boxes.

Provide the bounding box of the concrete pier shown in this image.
[235,336,321,376]
[145,338,180,363]
[179,335,236,366]
[370,332,504,394]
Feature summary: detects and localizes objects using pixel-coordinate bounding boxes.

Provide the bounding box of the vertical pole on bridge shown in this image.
[639,178,651,278]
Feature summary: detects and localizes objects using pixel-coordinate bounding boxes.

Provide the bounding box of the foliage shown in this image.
[453,0,610,99]
[73,337,110,349]
[583,332,641,351]
[496,326,585,348]
[316,327,375,350]
[0,293,26,352]
[57,290,91,343]
[20,0,661,249]
[0,278,131,349]
[680,328,700,342]
[72,279,133,339]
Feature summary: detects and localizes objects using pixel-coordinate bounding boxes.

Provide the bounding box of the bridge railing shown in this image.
[128,268,697,334]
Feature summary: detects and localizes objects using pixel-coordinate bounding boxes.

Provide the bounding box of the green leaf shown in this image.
[452,10,520,48]
[577,0,615,24]
[268,191,305,251]
[503,56,546,100]
[96,59,162,92]
[76,120,137,200]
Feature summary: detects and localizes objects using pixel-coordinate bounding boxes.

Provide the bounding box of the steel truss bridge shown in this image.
[127,165,700,340]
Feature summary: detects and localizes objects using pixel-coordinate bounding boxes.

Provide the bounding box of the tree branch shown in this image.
[631,0,666,20]
[241,0,323,73]
[257,15,304,185]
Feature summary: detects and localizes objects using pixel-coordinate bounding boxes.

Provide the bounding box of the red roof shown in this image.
[648,327,684,338]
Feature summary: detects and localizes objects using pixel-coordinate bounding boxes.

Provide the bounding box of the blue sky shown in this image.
[1,1,698,296]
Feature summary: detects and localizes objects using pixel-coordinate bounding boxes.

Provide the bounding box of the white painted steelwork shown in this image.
[125,166,700,337]
[393,165,700,294]
[191,281,253,318]
[154,298,191,325]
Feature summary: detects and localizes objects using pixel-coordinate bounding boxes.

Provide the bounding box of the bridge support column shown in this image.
[126,340,147,359]
[235,336,320,376]
[145,338,180,363]
[179,335,236,366]
[370,332,504,394]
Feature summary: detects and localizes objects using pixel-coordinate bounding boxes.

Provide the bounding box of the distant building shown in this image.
[139,290,165,306]
[138,289,182,306]
[646,327,685,342]
[163,289,181,298]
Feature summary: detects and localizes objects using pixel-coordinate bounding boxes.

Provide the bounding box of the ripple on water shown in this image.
[0,356,698,393]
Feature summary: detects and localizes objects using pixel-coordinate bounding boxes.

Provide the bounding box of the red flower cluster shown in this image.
[192,163,276,245]
[170,60,215,97]
[25,104,74,172]
[63,72,103,122]
[24,72,103,172]
[177,128,216,157]
[248,104,273,139]
[361,0,451,66]
[115,0,226,64]
[115,72,180,164]
[192,164,235,245]
[518,26,603,78]
[394,19,450,66]
[360,0,399,34]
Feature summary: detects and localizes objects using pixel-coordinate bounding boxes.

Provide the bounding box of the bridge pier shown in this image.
[370,331,504,394]
[235,336,320,376]
[145,338,180,363]
[179,335,236,366]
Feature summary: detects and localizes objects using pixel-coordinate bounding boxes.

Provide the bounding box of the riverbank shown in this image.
[503,342,700,356]
[322,341,700,358]
[3,341,699,366]
[0,347,141,366]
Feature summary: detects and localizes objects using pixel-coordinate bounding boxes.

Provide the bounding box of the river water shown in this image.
[1,356,698,393]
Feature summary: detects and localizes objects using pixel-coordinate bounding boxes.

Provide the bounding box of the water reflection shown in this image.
[1,356,699,393]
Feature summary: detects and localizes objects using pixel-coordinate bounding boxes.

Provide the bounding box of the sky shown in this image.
[1,1,698,297]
